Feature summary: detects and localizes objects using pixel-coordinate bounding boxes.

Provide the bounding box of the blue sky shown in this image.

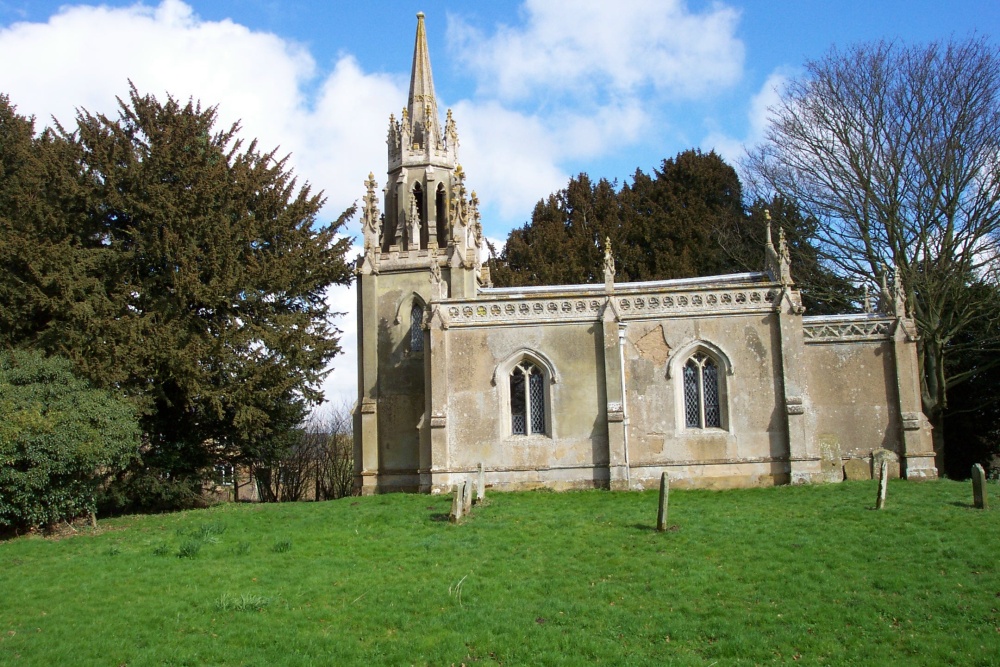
[1,0,996,406]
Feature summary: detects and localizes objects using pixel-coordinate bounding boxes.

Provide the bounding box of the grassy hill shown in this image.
[1,480,998,665]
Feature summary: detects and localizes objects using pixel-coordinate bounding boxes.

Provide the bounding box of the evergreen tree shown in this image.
[498,173,619,286]
[0,96,100,348]
[616,149,745,281]
[1,87,354,506]
[494,149,832,288]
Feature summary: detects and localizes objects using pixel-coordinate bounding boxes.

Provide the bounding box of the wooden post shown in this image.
[656,472,669,531]
[972,463,989,510]
[875,460,889,510]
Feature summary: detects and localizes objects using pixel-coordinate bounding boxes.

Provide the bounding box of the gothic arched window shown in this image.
[412,182,425,249]
[435,183,447,245]
[510,360,546,435]
[410,303,424,352]
[683,352,722,429]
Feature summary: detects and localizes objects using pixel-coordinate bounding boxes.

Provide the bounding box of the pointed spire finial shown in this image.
[407,11,440,148]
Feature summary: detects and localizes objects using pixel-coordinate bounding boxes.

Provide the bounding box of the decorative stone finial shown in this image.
[878,266,893,314]
[408,191,421,251]
[763,209,792,285]
[429,257,447,300]
[362,172,380,251]
[470,190,483,271]
[604,236,616,292]
[891,269,907,318]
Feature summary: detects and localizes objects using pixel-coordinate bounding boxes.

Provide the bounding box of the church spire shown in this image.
[407,12,440,148]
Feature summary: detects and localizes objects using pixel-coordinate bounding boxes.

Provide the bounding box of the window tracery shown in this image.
[410,302,424,352]
[682,352,723,429]
[510,361,545,435]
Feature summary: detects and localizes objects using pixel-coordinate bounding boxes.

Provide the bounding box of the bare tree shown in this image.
[305,402,356,500]
[746,37,1000,469]
[244,402,356,502]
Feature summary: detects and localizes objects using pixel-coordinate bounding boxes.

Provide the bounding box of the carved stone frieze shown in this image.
[802,317,894,343]
[443,286,782,326]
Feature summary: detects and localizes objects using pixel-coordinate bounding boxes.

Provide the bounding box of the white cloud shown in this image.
[701,69,790,164]
[0,0,402,409]
[451,100,567,221]
[446,0,744,225]
[449,0,744,102]
[445,97,651,227]
[319,244,362,408]
[0,1,311,140]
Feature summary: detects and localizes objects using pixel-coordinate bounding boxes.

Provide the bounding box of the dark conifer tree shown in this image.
[1,87,354,508]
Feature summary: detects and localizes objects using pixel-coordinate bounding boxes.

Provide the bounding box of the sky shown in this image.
[1,0,997,409]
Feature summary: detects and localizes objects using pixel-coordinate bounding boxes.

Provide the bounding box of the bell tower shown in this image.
[359,11,483,284]
[355,12,484,494]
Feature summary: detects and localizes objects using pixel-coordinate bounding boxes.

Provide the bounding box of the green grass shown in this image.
[1,480,998,665]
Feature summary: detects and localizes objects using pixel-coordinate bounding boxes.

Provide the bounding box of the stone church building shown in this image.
[353,13,938,494]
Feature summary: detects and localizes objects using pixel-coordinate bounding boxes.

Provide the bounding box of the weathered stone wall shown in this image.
[360,266,932,493]
[624,313,790,489]
[372,266,434,489]
[444,322,609,489]
[803,338,901,460]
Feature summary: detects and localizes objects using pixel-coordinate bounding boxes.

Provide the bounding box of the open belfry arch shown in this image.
[354,13,937,495]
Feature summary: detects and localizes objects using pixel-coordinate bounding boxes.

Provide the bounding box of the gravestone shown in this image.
[972,463,989,510]
[818,437,844,482]
[477,463,485,503]
[463,479,473,513]
[871,448,900,480]
[843,458,871,481]
[656,472,670,532]
[875,460,889,510]
[449,483,465,523]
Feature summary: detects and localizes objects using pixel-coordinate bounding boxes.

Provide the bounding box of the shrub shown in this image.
[0,351,141,531]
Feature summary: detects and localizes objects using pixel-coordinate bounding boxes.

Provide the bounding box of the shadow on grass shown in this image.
[629,523,680,532]
[948,501,978,509]
[429,513,451,522]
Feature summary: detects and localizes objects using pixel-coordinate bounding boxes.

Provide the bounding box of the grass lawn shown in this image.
[1,479,998,665]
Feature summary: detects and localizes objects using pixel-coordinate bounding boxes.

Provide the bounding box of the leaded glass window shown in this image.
[683,361,700,427]
[511,366,526,435]
[410,303,424,352]
[683,352,722,429]
[510,360,545,435]
[703,360,720,427]
[529,371,545,434]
